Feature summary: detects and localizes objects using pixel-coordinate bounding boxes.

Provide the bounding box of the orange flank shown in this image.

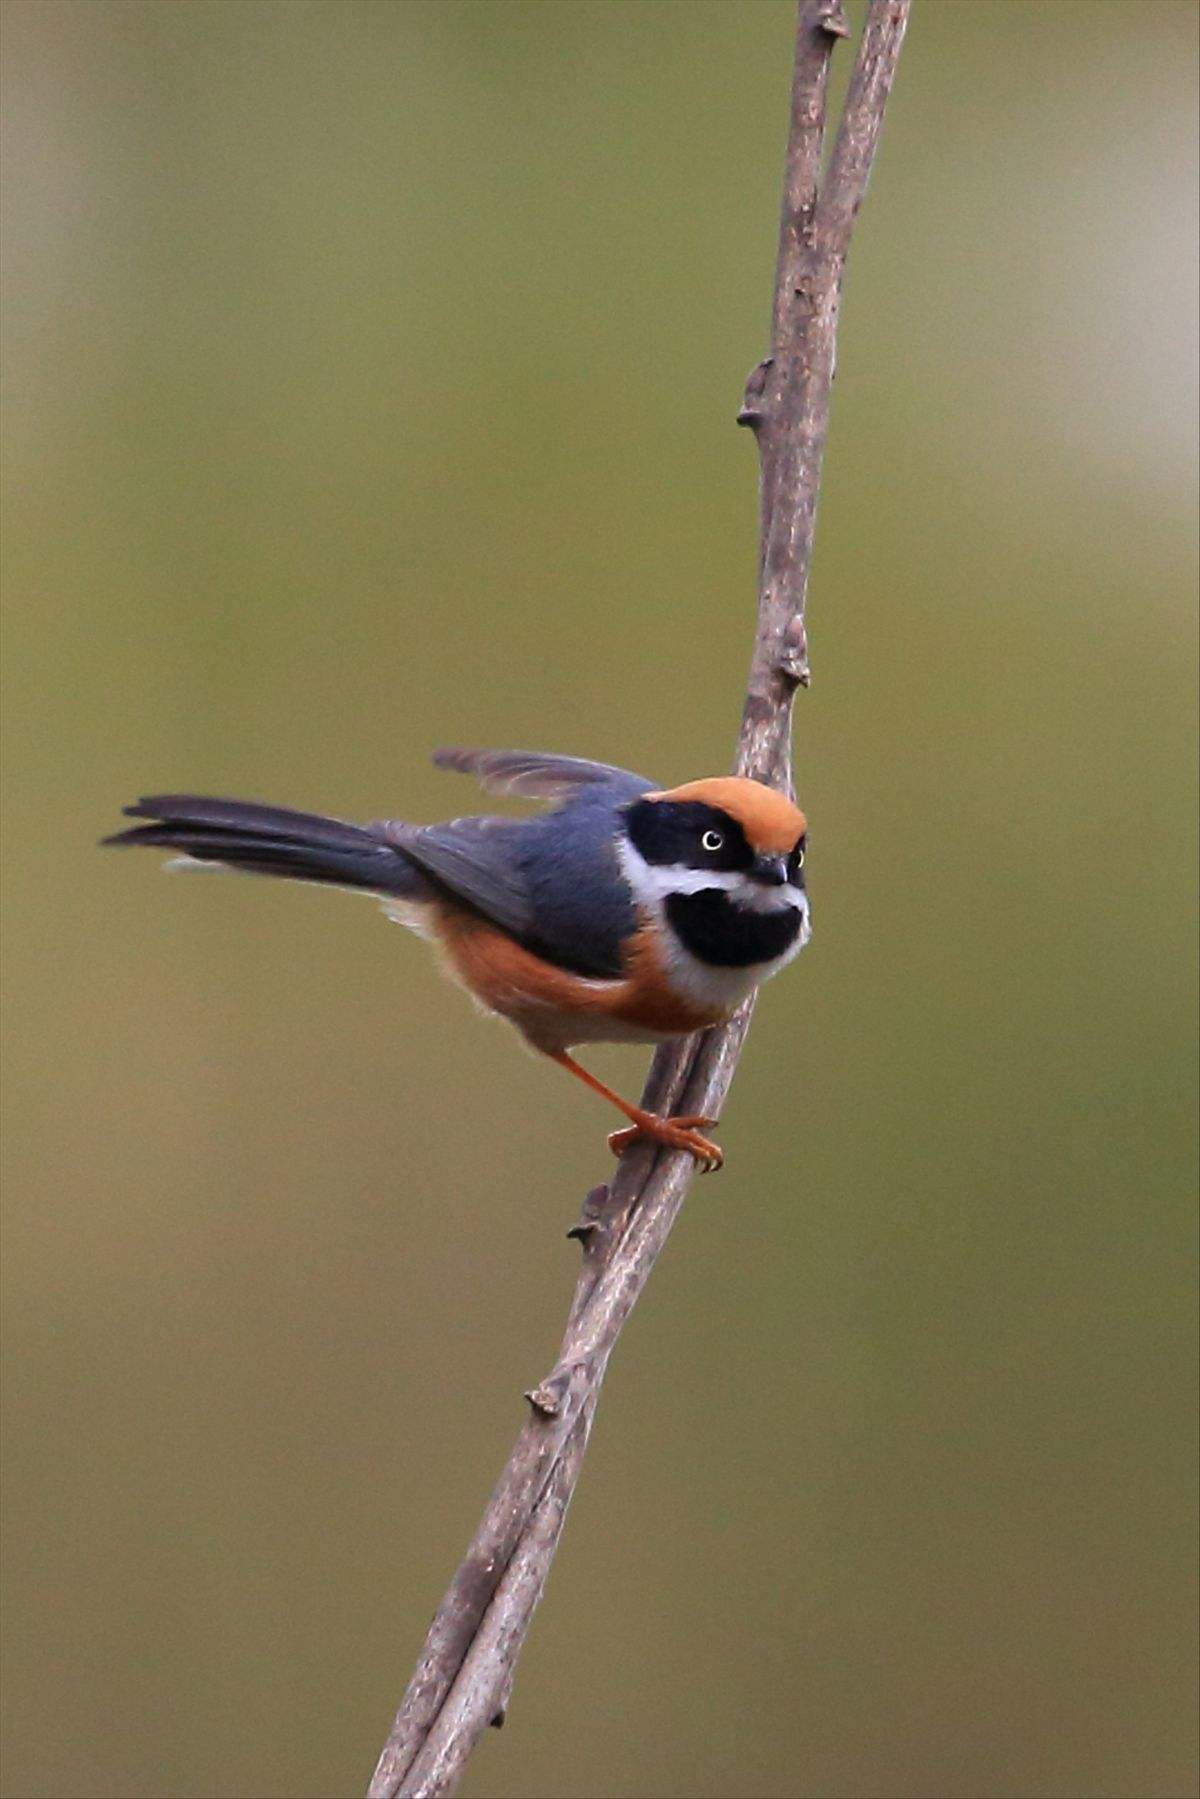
[431,903,727,1052]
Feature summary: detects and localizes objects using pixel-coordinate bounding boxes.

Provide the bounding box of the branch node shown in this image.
[817,0,850,37]
[737,357,774,428]
[776,614,811,686]
[524,1371,571,1419]
[567,1182,616,1245]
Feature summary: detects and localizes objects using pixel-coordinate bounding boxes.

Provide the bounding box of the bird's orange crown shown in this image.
[649,777,806,854]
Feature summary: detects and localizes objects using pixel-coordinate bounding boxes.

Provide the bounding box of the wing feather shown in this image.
[379,817,535,941]
[432,748,654,804]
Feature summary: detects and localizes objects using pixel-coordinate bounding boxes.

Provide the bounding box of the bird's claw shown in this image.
[607,1115,724,1173]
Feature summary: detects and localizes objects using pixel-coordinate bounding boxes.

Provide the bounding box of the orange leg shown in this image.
[548,1050,724,1173]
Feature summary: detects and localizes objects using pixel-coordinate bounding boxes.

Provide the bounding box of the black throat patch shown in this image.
[665,890,802,968]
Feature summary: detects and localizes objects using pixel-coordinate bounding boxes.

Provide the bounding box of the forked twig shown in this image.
[367,5,910,1793]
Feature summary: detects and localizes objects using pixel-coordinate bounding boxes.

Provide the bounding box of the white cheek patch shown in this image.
[794,892,812,951]
[618,837,811,1012]
[617,840,807,914]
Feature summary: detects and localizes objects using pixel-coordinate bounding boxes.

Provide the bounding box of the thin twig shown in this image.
[367,5,909,1794]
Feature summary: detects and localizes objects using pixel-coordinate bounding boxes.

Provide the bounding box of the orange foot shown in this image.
[607,1113,724,1174]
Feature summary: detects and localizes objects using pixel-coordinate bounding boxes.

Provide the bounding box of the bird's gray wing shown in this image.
[378,816,535,940]
[432,747,655,804]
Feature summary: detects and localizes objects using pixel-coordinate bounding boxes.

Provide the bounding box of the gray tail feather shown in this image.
[102,794,425,895]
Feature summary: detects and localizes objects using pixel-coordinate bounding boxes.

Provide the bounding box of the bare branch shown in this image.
[367,5,909,1794]
[738,0,910,783]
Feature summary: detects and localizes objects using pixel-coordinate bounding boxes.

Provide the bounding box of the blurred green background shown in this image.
[2,3,1197,1797]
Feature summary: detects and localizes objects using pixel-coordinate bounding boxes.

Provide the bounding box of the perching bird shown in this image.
[104,749,810,1170]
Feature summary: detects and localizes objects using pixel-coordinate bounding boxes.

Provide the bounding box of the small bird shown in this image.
[104,749,810,1170]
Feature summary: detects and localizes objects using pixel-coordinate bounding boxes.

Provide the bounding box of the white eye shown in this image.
[793,848,805,869]
[701,830,724,852]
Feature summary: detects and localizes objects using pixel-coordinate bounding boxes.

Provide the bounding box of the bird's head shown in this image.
[619,777,809,974]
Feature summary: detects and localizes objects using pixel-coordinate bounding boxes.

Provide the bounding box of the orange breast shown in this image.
[430,904,727,1052]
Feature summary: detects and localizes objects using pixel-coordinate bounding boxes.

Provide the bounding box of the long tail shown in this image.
[103,794,426,896]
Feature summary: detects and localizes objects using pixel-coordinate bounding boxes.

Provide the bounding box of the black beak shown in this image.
[751,853,789,887]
